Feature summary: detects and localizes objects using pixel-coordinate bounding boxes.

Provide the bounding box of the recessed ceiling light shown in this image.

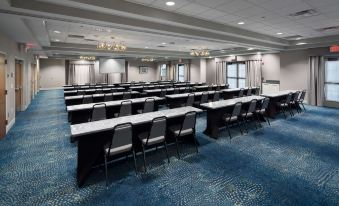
[145,46,149,49]
[257,52,262,55]
[55,39,60,42]
[166,1,175,6]
[296,42,307,45]
[296,37,301,40]
[162,42,166,45]
[54,30,61,34]
[238,22,245,25]
[247,48,254,50]
[277,32,283,35]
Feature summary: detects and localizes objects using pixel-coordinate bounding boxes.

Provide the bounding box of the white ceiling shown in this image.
[126,0,339,39]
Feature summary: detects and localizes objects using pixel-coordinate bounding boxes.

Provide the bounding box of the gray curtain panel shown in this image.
[216,61,226,84]
[184,63,191,81]
[309,56,325,106]
[66,63,96,85]
[245,60,262,88]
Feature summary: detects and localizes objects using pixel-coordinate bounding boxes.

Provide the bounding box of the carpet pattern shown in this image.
[0,89,338,206]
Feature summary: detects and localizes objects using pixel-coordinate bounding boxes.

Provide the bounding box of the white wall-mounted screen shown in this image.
[99,58,125,73]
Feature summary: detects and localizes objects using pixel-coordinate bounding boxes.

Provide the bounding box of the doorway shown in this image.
[324,57,339,108]
[31,63,36,99]
[15,60,23,112]
[0,54,6,138]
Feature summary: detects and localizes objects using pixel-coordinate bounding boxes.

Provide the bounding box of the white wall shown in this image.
[0,31,35,133]
[262,53,280,82]
[127,60,158,82]
[40,59,65,88]
[190,59,201,83]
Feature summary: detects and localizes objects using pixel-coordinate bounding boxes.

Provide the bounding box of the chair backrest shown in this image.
[184,87,190,93]
[160,89,167,97]
[299,90,306,101]
[108,123,133,153]
[95,89,103,94]
[186,93,195,106]
[122,92,131,100]
[119,100,132,117]
[143,98,155,113]
[207,85,212,91]
[110,88,116,93]
[261,97,270,110]
[213,92,220,102]
[82,95,93,104]
[216,85,221,91]
[181,111,197,131]
[145,116,167,145]
[77,90,85,95]
[293,91,300,101]
[232,102,242,117]
[200,92,209,104]
[174,88,180,94]
[104,93,114,102]
[246,88,252,96]
[247,99,257,113]
[286,93,292,103]
[238,88,244,97]
[91,103,107,121]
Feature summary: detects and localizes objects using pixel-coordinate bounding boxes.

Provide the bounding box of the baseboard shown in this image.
[6,118,15,134]
[40,87,62,90]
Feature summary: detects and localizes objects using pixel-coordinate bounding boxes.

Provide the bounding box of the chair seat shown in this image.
[277,102,288,107]
[169,125,193,136]
[105,144,132,156]
[138,132,165,146]
[242,112,253,117]
[223,115,238,122]
[255,109,265,114]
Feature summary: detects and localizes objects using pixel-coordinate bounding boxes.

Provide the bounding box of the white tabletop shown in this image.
[71,106,202,138]
[64,87,124,94]
[64,91,139,100]
[165,91,217,99]
[221,87,259,92]
[261,90,299,98]
[67,96,164,112]
[200,95,264,110]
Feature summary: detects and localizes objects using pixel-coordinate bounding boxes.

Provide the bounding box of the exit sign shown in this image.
[330,45,339,52]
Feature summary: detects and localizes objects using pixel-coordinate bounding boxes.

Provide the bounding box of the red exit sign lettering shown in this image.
[330,45,339,52]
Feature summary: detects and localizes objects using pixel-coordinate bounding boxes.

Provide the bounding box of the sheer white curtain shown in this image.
[216,61,226,84]
[184,63,191,81]
[67,63,95,85]
[309,56,325,106]
[245,60,262,87]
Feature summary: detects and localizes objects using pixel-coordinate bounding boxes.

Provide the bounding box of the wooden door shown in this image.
[0,54,6,138]
[15,60,23,112]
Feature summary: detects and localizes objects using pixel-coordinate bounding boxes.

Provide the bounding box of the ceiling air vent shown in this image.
[68,34,85,39]
[316,26,339,32]
[157,45,166,48]
[288,9,319,19]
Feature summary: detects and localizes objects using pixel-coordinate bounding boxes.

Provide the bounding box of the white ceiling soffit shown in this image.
[9,0,288,50]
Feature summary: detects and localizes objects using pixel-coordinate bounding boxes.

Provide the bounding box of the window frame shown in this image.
[225,61,246,88]
[160,64,167,77]
[324,58,339,103]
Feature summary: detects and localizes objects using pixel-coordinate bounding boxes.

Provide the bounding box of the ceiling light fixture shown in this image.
[296,42,307,45]
[54,30,61,34]
[145,46,149,49]
[238,22,245,25]
[296,37,301,40]
[141,57,155,62]
[277,32,283,35]
[247,48,254,50]
[190,49,210,57]
[166,1,175,6]
[54,39,60,42]
[162,42,167,45]
[80,56,96,61]
[97,41,127,52]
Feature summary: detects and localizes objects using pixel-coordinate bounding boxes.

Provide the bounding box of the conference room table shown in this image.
[64,87,125,96]
[193,84,228,92]
[70,106,202,187]
[200,95,265,138]
[64,91,140,106]
[143,87,192,97]
[221,87,260,99]
[67,96,164,124]
[63,85,117,91]
[128,85,169,92]
[63,83,108,88]
[260,90,300,118]
[165,91,220,108]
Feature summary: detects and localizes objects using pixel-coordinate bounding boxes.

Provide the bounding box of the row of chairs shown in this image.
[277,90,306,118]
[182,92,220,107]
[77,88,122,96]
[159,87,191,97]
[236,87,255,98]
[90,98,156,121]
[103,111,198,186]
[223,98,270,138]
[81,92,133,104]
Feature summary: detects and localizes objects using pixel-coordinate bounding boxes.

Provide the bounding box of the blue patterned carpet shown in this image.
[0,89,338,206]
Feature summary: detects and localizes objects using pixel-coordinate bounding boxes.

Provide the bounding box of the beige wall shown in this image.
[0,31,35,133]
[127,60,158,82]
[262,53,280,82]
[190,59,201,83]
[40,59,65,88]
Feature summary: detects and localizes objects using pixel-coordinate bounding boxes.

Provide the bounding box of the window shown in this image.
[178,64,185,82]
[325,59,339,102]
[226,62,246,88]
[160,64,167,77]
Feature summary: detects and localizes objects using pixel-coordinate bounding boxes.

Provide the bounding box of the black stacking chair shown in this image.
[95,89,103,94]
[212,91,220,102]
[238,88,244,98]
[110,88,117,93]
[207,85,213,91]
[277,93,293,118]
[103,123,137,187]
[185,93,195,107]
[290,91,301,114]
[297,90,307,111]
[194,92,209,107]
[90,103,107,122]
[169,111,198,158]
[246,87,252,96]
[138,98,155,114]
[216,84,221,91]
[174,88,180,94]
[223,102,243,138]
[122,92,131,100]
[118,100,132,117]
[255,97,270,126]
[160,89,167,98]
[138,116,169,172]
[104,93,114,102]
[77,90,85,95]
[82,95,93,104]
[184,87,190,93]
[241,99,259,132]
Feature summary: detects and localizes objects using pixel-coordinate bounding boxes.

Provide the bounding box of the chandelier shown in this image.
[190,49,210,57]
[141,57,155,62]
[97,41,127,52]
[80,56,96,61]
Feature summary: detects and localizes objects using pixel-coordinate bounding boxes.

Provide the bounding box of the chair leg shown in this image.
[225,121,232,139]
[104,153,108,188]
[175,136,181,159]
[236,119,243,135]
[192,134,199,153]
[281,106,287,118]
[252,115,258,129]
[132,150,138,174]
[301,102,306,111]
[164,141,170,163]
[141,145,147,172]
[265,112,271,126]
[255,113,262,127]
[243,116,249,133]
